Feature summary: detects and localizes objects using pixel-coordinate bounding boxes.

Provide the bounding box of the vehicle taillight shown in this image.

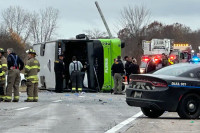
[153,55,162,64]
[142,56,150,62]
[169,55,176,60]
[153,57,159,63]
[152,81,167,87]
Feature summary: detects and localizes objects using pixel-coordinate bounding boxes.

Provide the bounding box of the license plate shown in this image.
[134,92,142,98]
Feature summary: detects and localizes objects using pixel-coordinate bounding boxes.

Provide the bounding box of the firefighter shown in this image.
[5,48,24,102]
[24,49,40,102]
[168,57,174,65]
[54,54,65,93]
[69,56,83,92]
[161,53,168,67]
[0,48,7,101]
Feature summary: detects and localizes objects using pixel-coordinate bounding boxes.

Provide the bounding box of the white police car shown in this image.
[5,73,26,86]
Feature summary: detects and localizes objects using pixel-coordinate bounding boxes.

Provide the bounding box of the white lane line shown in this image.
[105,111,143,133]
[15,107,30,111]
[52,100,62,103]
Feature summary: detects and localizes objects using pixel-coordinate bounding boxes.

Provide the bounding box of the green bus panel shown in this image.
[99,39,121,91]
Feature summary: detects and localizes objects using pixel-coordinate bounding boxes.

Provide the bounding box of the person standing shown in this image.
[111,56,125,95]
[162,53,168,67]
[24,49,40,102]
[5,48,24,102]
[124,56,131,84]
[0,48,7,101]
[130,58,140,74]
[54,54,65,93]
[69,56,83,92]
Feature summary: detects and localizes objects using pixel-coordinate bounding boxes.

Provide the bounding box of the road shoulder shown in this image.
[124,112,200,133]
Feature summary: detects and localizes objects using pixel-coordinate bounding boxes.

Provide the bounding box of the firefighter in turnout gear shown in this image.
[24,49,40,102]
[5,48,24,102]
[54,54,65,93]
[69,56,83,92]
[0,48,7,101]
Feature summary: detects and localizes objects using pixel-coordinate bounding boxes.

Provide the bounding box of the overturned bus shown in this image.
[33,35,124,92]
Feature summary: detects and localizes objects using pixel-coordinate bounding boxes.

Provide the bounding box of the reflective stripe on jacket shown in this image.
[25,58,40,83]
[0,56,7,82]
[168,59,174,65]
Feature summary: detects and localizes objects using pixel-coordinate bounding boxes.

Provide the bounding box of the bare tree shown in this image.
[118,5,151,63]
[83,28,108,39]
[1,6,31,43]
[119,5,151,38]
[144,21,164,40]
[0,24,9,39]
[30,7,59,43]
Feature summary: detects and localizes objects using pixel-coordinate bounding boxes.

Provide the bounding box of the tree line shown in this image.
[118,6,200,64]
[0,6,59,59]
[1,5,200,64]
[85,6,200,64]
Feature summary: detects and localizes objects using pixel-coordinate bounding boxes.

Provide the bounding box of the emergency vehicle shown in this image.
[140,39,192,73]
[168,43,192,65]
[33,34,124,92]
[140,39,173,73]
[126,63,200,119]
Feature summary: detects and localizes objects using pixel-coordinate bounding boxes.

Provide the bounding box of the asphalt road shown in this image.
[0,91,140,133]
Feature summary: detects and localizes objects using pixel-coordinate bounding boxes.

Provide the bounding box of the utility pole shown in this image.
[95,1,113,38]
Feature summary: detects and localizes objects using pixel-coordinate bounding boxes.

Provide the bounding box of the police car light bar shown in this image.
[192,57,200,62]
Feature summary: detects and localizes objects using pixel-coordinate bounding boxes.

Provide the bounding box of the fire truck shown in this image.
[168,43,192,65]
[140,39,192,73]
[140,39,173,73]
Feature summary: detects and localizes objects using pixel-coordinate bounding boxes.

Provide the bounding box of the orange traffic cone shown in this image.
[125,76,127,82]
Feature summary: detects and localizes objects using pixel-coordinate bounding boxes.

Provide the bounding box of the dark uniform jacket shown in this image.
[7,53,24,70]
[130,63,140,74]
[111,60,125,75]
[54,59,65,75]
[125,61,131,75]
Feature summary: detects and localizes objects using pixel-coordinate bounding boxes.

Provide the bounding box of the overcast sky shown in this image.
[0,0,200,39]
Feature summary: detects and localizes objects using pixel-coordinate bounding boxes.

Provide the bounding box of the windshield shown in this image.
[140,62,148,68]
[153,63,199,76]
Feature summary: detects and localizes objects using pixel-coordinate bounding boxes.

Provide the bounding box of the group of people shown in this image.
[0,46,140,101]
[124,56,140,84]
[0,48,40,102]
[111,56,139,95]
[0,46,85,103]
[54,55,83,93]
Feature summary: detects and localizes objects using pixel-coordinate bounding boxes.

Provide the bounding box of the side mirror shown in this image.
[121,41,125,48]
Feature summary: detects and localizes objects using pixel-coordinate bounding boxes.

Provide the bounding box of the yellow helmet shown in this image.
[0,48,5,53]
[26,49,36,54]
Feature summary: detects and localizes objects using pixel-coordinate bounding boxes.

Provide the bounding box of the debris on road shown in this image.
[65,94,70,96]
[74,93,79,96]
[102,102,107,104]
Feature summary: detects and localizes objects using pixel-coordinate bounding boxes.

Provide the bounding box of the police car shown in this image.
[126,63,200,119]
